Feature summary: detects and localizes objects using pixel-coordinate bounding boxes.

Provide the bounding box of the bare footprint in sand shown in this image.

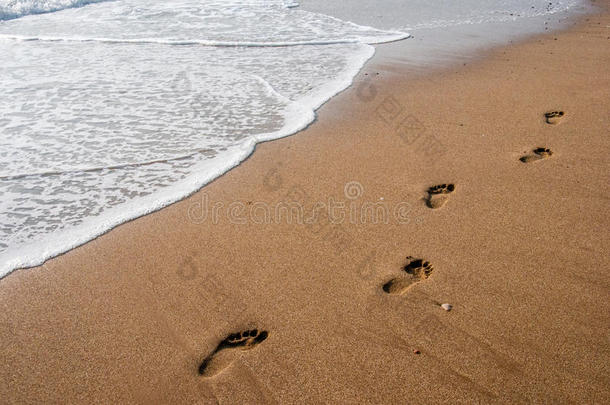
[426,184,455,209]
[544,111,565,125]
[383,256,434,295]
[199,329,268,377]
[520,147,553,163]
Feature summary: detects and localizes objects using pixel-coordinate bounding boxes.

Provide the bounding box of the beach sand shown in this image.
[1,4,609,404]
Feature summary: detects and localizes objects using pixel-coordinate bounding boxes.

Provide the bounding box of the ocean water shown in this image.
[0,0,584,277]
[301,0,584,32]
[300,0,588,68]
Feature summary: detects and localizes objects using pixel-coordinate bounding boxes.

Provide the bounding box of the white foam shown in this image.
[0,33,408,47]
[0,80,317,276]
[0,0,109,20]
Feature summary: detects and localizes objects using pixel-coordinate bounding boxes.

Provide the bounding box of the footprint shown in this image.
[426,183,455,209]
[198,329,268,377]
[544,111,564,125]
[520,147,553,163]
[383,256,434,295]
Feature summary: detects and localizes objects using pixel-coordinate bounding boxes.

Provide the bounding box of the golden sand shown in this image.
[1,5,609,404]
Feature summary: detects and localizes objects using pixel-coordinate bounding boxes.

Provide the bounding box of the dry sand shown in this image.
[1,4,609,404]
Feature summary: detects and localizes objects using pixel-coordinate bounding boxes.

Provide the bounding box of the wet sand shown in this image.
[1,4,609,404]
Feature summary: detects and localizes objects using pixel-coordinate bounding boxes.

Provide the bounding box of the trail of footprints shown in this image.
[197,110,563,376]
[519,110,562,163]
[383,111,562,302]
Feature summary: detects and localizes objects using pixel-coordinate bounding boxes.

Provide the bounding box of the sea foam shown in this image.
[0,0,109,20]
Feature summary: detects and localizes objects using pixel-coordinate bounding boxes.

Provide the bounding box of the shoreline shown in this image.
[1,3,609,403]
[0,35,409,280]
[0,1,591,279]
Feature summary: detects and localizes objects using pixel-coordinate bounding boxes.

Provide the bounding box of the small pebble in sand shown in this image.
[441,303,453,311]
[413,349,421,355]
